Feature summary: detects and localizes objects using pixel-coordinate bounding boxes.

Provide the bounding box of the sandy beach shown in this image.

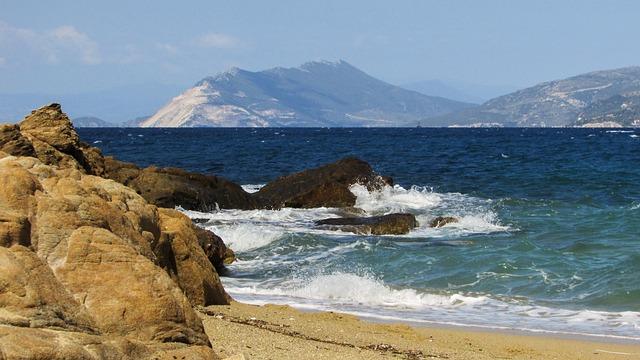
[201,302,640,360]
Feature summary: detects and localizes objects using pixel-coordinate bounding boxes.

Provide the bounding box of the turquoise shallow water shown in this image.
[80,127,640,339]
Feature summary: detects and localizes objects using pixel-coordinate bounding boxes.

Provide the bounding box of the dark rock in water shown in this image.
[336,207,367,216]
[429,216,459,228]
[194,226,236,272]
[0,124,36,157]
[315,213,418,235]
[192,218,210,224]
[255,157,392,209]
[104,157,257,211]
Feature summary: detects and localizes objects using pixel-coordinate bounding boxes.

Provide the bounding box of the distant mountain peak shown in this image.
[142,60,474,128]
[300,59,348,68]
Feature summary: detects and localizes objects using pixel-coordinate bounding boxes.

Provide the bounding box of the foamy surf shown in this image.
[222,272,640,341]
[182,183,511,254]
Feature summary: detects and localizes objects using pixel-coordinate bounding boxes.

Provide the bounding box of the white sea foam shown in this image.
[241,184,265,193]
[223,272,640,340]
[224,272,489,309]
[606,130,635,133]
[350,184,441,214]
[350,184,511,236]
[211,223,285,252]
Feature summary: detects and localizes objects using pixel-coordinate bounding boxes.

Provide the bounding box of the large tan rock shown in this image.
[0,154,226,353]
[0,105,235,358]
[0,245,97,333]
[157,208,231,306]
[55,226,210,345]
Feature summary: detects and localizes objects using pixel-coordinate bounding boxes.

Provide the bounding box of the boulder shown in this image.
[104,157,257,211]
[255,157,392,209]
[429,216,459,228]
[156,208,231,306]
[315,213,418,235]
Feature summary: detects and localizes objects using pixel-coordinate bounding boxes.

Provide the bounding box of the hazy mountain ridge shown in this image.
[72,116,116,128]
[574,94,640,127]
[141,60,475,127]
[432,66,640,127]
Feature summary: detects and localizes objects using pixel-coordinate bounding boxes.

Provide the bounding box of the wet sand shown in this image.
[199,301,640,359]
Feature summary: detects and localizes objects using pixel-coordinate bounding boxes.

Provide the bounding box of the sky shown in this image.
[1,0,640,95]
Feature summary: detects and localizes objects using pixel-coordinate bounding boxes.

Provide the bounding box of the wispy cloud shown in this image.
[156,42,179,55]
[49,25,100,64]
[195,32,240,48]
[0,21,101,65]
[0,56,6,67]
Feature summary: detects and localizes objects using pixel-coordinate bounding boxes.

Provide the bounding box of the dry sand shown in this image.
[199,301,640,360]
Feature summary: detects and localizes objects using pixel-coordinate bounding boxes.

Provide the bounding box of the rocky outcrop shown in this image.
[429,216,459,228]
[255,157,392,209]
[0,152,224,358]
[104,158,257,211]
[315,213,418,235]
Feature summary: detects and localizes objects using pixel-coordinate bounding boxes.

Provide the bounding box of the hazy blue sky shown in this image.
[1,0,639,94]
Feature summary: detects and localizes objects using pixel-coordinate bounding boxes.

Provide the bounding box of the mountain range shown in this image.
[140,60,474,127]
[433,66,640,127]
[4,61,640,128]
[72,116,116,128]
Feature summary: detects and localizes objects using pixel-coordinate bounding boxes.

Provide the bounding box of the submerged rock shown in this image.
[315,213,418,235]
[255,157,392,209]
[429,216,459,228]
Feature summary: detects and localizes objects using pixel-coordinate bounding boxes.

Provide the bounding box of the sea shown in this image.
[79,127,640,341]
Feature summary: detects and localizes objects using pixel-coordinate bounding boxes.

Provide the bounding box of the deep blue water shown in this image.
[79,128,640,339]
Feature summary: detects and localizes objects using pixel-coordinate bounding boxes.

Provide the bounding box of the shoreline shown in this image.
[201,301,640,359]
[224,296,640,345]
